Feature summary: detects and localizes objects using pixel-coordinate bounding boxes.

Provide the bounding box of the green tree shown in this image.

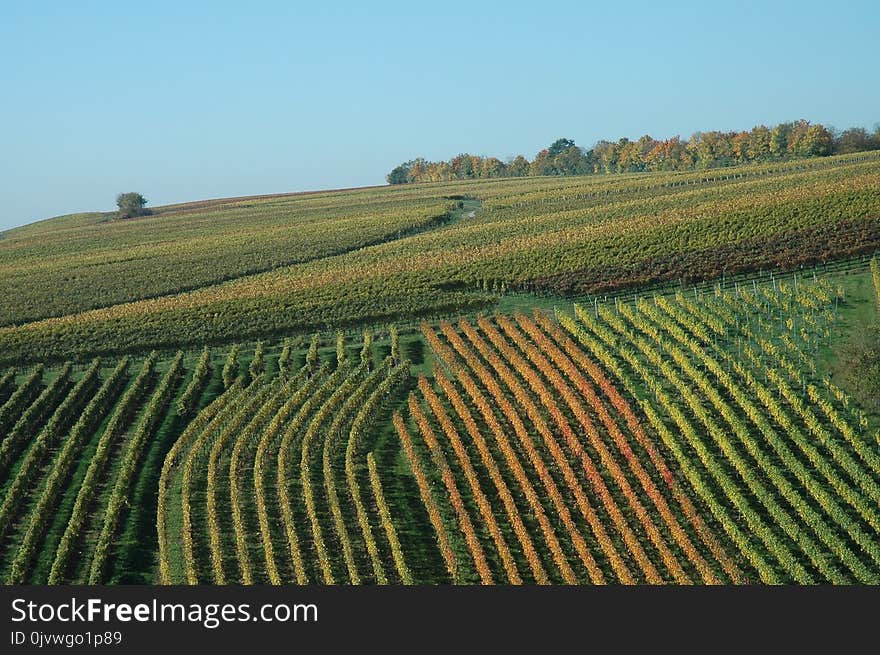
[553,146,591,175]
[834,326,880,412]
[591,140,619,173]
[547,138,576,157]
[506,155,530,177]
[530,149,555,176]
[748,125,772,160]
[833,127,871,154]
[386,162,414,185]
[116,192,149,219]
[798,124,833,156]
[769,123,792,157]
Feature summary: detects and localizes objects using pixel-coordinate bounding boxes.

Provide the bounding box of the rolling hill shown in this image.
[1,151,879,585]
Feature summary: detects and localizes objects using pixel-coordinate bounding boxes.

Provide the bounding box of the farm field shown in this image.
[1,155,879,585]
[1,151,879,364]
[0,268,877,584]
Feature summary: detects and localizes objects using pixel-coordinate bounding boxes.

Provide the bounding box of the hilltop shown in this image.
[0,151,879,364]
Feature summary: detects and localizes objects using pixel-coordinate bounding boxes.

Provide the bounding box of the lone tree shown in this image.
[116,192,150,219]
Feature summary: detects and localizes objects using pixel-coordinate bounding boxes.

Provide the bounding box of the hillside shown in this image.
[1,151,879,586]
[1,151,879,364]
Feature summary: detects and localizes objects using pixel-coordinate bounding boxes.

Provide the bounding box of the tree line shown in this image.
[387,120,880,184]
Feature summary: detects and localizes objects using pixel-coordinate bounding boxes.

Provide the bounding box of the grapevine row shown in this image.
[253,364,328,584]
[0,365,42,437]
[9,358,131,583]
[0,369,15,403]
[0,359,101,541]
[230,367,309,584]
[50,354,158,584]
[366,451,413,584]
[872,258,880,312]
[345,362,411,584]
[675,291,880,510]
[527,310,745,583]
[495,314,712,583]
[632,300,874,582]
[600,302,818,582]
[177,347,211,415]
[456,319,628,582]
[276,365,349,583]
[205,383,282,583]
[323,364,385,585]
[393,412,459,583]
[563,307,780,582]
[416,376,522,584]
[426,322,581,584]
[190,383,271,584]
[298,364,368,584]
[477,315,686,583]
[222,345,240,389]
[157,382,244,584]
[409,394,493,584]
[432,369,550,583]
[662,295,880,553]
[89,352,183,583]
[0,365,64,477]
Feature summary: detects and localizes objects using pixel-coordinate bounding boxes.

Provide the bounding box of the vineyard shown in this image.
[386,273,879,584]
[0,265,877,584]
[1,154,879,585]
[156,338,414,585]
[1,152,880,364]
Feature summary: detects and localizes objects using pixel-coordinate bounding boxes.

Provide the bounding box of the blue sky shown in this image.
[1,0,878,230]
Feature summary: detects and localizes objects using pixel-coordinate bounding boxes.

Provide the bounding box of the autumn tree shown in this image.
[747,125,772,160]
[617,138,645,172]
[530,149,554,176]
[450,154,475,179]
[507,155,530,177]
[732,131,751,163]
[385,118,874,184]
[480,157,507,178]
[798,124,833,156]
[769,122,792,157]
[591,140,619,173]
[409,158,428,180]
[645,136,685,171]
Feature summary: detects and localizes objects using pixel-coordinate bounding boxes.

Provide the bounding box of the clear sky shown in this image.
[2,0,878,230]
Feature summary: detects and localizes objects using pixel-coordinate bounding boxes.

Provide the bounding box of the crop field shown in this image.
[1,154,879,584]
[1,151,879,364]
[0,271,877,584]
